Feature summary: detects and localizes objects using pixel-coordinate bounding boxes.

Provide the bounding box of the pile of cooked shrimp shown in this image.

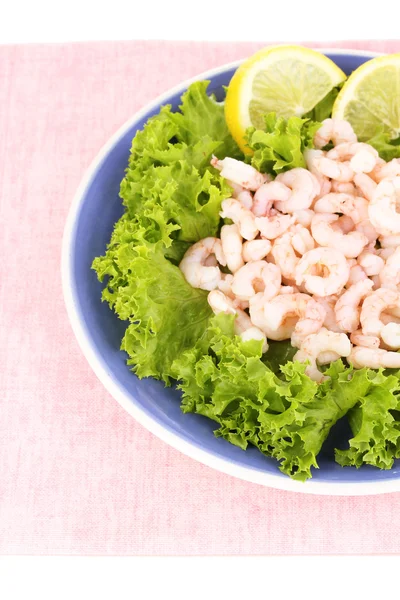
[179,118,400,382]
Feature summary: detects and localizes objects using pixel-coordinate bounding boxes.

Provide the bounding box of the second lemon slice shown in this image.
[225,45,346,153]
[332,53,400,141]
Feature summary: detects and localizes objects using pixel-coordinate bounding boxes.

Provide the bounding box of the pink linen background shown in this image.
[1,39,400,555]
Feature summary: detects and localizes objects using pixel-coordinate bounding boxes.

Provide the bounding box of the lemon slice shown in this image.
[332,53,400,141]
[225,45,346,152]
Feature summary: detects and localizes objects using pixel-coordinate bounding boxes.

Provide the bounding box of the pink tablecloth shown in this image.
[2,39,400,556]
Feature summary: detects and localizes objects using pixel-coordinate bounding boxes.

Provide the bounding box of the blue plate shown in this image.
[62,49,400,495]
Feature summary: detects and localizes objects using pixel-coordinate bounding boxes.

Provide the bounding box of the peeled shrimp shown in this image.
[357,250,384,277]
[348,346,400,369]
[377,247,396,261]
[311,213,368,258]
[314,193,362,222]
[313,157,354,183]
[208,290,268,352]
[179,237,226,291]
[350,330,380,349]
[242,239,271,263]
[290,224,315,255]
[295,247,350,297]
[334,279,374,332]
[360,288,400,336]
[355,220,378,244]
[294,328,351,382]
[381,322,400,349]
[226,180,253,210]
[220,198,259,241]
[379,246,400,290]
[249,292,297,341]
[313,295,343,333]
[293,209,314,229]
[211,156,264,191]
[347,265,368,287]
[303,149,332,198]
[274,168,320,212]
[261,293,325,345]
[331,181,356,195]
[271,232,299,280]
[231,261,281,301]
[353,173,377,202]
[314,118,357,149]
[279,285,300,294]
[379,234,400,248]
[370,158,400,183]
[327,142,379,174]
[368,176,400,236]
[251,181,291,217]
[255,213,295,239]
[220,224,244,273]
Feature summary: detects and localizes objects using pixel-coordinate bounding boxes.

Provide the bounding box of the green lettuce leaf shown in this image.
[366,128,400,162]
[335,370,400,469]
[245,112,321,175]
[173,315,364,481]
[120,244,212,383]
[166,80,242,159]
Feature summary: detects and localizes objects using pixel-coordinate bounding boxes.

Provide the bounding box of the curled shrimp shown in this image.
[355,220,378,244]
[251,181,291,217]
[353,172,377,202]
[295,247,350,297]
[379,246,400,290]
[231,261,281,301]
[289,224,315,255]
[334,278,374,332]
[348,346,400,369]
[279,285,300,294]
[179,237,226,291]
[347,264,368,287]
[331,181,356,195]
[379,234,400,248]
[314,193,362,222]
[313,295,344,333]
[249,292,297,340]
[271,232,299,280]
[208,290,268,352]
[255,213,295,239]
[311,213,368,258]
[211,156,264,191]
[242,239,271,262]
[220,224,244,273]
[357,249,384,276]
[327,142,379,174]
[293,209,314,229]
[226,179,254,210]
[294,328,351,382]
[360,288,400,336]
[314,118,357,149]
[370,158,400,183]
[220,198,259,241]
[313,157,354,182]
[368,176,400,236]
[304,149,332,198]
[261,293,325,345]
[377,247,395,261]
[274,168,320,212]
[381,322,400,349]
[350,330,380,349]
